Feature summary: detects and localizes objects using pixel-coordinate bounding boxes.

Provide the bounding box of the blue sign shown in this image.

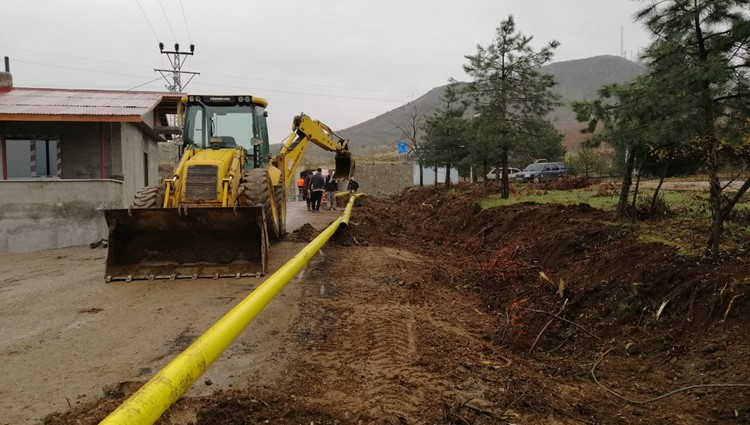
[397,141,408,155]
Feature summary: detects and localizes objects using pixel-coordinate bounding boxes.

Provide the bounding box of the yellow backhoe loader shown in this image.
[104,95,354,281]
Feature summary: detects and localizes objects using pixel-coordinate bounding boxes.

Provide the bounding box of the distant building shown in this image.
[0,71,180,255]
[413,162,459,186]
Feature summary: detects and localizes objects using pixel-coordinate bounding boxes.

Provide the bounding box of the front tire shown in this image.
[241,169,281,240]
[131,185,164,209]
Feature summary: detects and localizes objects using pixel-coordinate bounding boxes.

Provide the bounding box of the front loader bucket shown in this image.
[333,152,355,180]
[104,207,268,282]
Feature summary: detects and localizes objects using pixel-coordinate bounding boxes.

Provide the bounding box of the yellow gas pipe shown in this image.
[101,194,363,425]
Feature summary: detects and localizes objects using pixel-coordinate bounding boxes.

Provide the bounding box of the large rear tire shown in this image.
[241,168,281,241]
[131,185,165,209]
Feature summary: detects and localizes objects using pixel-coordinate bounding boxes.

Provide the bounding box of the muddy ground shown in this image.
[4,186,750,424]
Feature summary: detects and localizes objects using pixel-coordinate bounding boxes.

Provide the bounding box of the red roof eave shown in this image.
[0,113,143,123]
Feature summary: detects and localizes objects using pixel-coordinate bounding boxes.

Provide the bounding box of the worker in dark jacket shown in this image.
[347,179,359,193]
[303,173,313,211]
[309,168,326,212]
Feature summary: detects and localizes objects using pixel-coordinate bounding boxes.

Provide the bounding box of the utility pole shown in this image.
[155,42,199,92]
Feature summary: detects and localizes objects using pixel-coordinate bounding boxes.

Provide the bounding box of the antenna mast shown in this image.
[155,42,199,92]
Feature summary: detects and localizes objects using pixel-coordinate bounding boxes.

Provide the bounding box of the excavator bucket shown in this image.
[103,207,268,282]
[333,152,355,180]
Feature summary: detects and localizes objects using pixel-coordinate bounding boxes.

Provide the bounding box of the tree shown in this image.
[566,143,608,178]
[572,71,696,216]
[422,84,470,187]
[636,0,750,259]
[391,102,429,186]
[463,15,562,199]
[509,119,565,165]
[573,78,665,214]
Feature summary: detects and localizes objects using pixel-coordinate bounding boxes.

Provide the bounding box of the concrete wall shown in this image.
[120,123,158,205]
[0,180,123,255]
[413,162,460,186]
[352,162,413,196]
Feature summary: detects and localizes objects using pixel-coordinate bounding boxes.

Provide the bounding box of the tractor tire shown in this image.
[131,185,165,209]
[241,168,281,241]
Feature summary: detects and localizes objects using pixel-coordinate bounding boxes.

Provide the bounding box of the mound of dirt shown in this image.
[287,223,319,243]
[45,186,750,424]
[344,186,750,422]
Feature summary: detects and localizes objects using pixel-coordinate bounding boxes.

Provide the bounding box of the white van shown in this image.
[486,167,522,180]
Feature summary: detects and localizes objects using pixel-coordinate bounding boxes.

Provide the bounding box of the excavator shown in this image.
[103,95,354,281]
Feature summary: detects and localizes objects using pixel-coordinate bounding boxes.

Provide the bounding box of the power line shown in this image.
[268,97,392,113]
[13,59,154,80]
[204,73,414,94]
[0,44,413,96]
[187,79,409,103]
[13,59,413,104]
[0,44,153,70]
[128,77,163,91]
[134,0,160,42]
[179,0,192,44]
[158,0,178,42]
[203,71,414,96]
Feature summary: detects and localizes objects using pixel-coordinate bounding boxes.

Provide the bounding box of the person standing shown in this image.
[325,174,338,211]
[347,179,359,193]
[310,168,326,212]
[296,176,305,201]
[303,173,313,211]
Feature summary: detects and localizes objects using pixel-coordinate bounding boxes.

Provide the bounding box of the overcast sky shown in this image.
[1,0,652,142]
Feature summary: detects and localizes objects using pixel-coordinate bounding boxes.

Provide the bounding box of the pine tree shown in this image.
[637,0,750,259]
[463,15,562,198]
[422,84,470,187]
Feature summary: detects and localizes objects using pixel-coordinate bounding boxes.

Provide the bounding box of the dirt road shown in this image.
[0,200,335,424]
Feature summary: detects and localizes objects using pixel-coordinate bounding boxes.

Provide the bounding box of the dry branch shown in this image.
[520,307,600,340]
[591,348,750,404]
[529,299,568,353]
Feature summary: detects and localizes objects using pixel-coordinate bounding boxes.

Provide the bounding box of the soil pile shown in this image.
[45,185,750,424]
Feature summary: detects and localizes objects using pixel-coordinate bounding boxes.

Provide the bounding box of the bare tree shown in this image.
[391,101,429,186]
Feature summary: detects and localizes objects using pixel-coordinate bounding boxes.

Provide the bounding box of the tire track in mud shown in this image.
[293,246,459,420]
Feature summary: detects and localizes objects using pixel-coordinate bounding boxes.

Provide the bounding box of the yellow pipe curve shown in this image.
[339,192,364,228]
[100,195,363,424]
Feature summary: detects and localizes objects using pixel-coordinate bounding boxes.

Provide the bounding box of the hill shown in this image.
[338,55,644,155]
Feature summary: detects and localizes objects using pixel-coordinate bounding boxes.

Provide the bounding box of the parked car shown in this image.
[515,162,569,182]
[486,167,522,180]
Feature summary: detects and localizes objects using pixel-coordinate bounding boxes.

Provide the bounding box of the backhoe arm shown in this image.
[272,113,354,190]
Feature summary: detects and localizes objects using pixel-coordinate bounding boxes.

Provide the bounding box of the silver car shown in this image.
[515,162,569,182]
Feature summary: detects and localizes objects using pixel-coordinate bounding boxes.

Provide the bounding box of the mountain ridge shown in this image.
[338,55,644,154]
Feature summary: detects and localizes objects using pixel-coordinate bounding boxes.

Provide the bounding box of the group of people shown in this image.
[296,168,358,213]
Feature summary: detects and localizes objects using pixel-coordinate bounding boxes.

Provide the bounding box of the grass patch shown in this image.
[481,187,707,212]
[481,189,617,210]
[637,233,698,257]
[478,182,749,258]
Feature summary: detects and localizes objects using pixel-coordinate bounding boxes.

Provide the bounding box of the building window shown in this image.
[3,137,60,179]
[35,139,59,177]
